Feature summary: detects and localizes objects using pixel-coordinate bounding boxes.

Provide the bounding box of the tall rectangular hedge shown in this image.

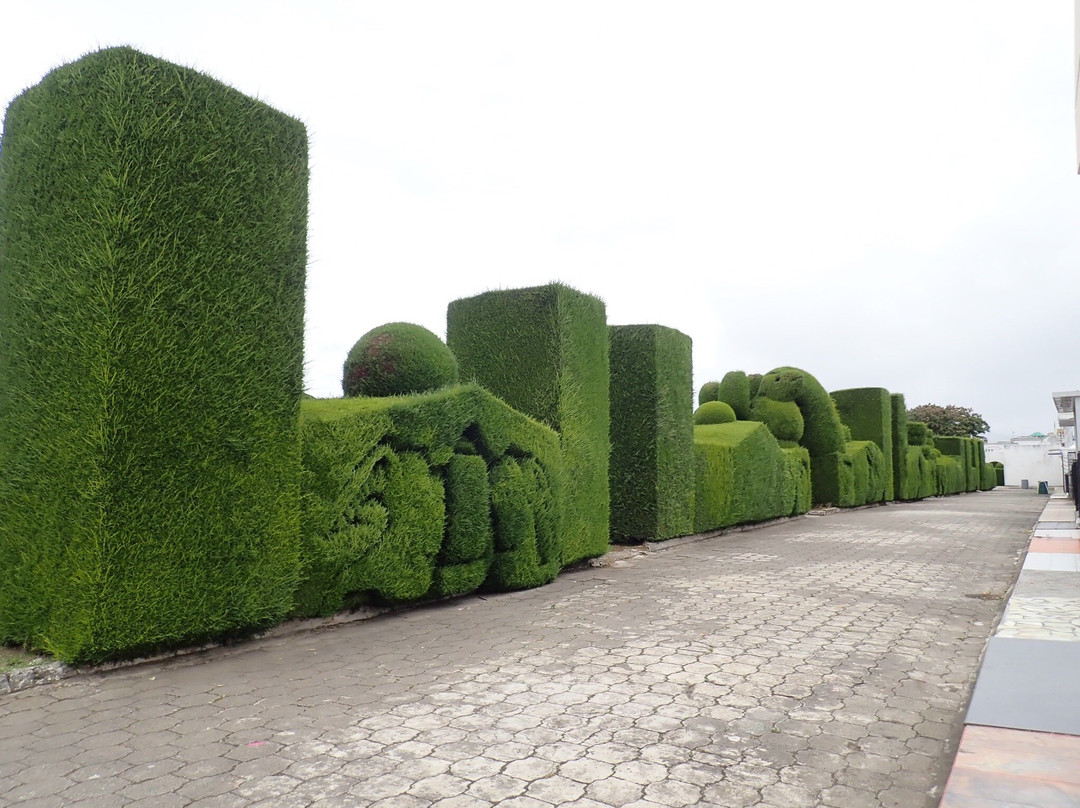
[609,325,694,542]
[447,284,610,564]
[0,48,307,663]
[832,387,894,501]
[890,393,911,500]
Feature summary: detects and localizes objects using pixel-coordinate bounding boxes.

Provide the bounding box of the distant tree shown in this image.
[906,403,989,439]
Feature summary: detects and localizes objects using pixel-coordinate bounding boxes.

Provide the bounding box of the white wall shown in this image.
[985,441,1065,488]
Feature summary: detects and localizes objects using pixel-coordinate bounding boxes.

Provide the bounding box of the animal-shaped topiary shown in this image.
[748,397,804,446]
[758,367,846,457]
[758,366,847,505]
[343,322,459,397]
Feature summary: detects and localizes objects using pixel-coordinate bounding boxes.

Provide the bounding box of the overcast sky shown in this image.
[1,2,1077,441]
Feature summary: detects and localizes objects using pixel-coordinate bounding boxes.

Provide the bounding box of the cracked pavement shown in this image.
[0,489,1042,808]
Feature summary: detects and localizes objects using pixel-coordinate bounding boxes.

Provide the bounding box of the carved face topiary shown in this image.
[343,322,459,397]
[694,400,737,425]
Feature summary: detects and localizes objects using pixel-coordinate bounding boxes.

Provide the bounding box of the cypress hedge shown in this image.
[447,283,609,564]
[717,371,752,419]
[891,393,911,500]
[759,367,847,506]
[693,421,809,531]
[608,325,694,542]
[832,388,894,501]
[295,384,566,615]
[0,47,307,663]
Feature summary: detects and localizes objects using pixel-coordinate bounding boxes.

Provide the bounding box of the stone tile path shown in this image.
[941,492,1080,807]
[0,489,1042,808]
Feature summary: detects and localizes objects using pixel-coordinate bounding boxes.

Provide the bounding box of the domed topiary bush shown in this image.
[694,400,737,425]
[343,322,459,397]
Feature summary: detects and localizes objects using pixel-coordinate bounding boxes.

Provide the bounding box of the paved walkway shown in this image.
[940,491,1080,806]
[0,489,1044,808]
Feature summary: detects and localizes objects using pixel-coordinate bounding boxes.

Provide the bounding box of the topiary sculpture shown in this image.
[343,322,459,397]
[694,401,737,425]
[748,397,804,445]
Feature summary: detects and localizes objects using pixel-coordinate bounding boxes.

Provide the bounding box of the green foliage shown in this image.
[0,48,307,663]
[695,401,737,425]
[295,385,565,615]
[906,403,989,439]
[747,374,763,398]
[748,397,804,443]
[933,436,981,493]
[759,367,846,506]
[846,440,888,506]
[891,394,910,501]
[435,454,493,596]
[609,325,694,542]
[717,371,752,419]
[991,461,1005,487]
[698,381,720,406]
[980,462,997,491]
[693,421,806,531]
[343,322,458,398]
[447,283,609,564]
[488,456,561,589]
[832,388,894,501]
[935,454,965,495]
[907,421,931,447]
[782,446,813,515]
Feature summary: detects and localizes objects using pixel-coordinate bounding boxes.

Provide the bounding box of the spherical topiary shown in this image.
[343,322,459,397]
[694,400,737,425]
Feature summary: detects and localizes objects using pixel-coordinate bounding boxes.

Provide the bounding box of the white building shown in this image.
[985,432,1067,489]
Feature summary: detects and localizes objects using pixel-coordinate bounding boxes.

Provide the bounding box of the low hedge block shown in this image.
[981,462,997,491]
[693,421,799,532]
[447,284,609,564]
[782,446,813,516]
[609,325,694,542]
[846,440,888,506]
[991,461,1005,487]
[695,401,737,425]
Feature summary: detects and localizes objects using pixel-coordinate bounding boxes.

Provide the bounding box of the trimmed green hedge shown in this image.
[343,322,458,397]
[296,384,566,615]
[832,388,894,501]
[748,396,804,444]
[907,421,932,447]
[991,461,1005,487]
[447,284,609,564]
[698,381,720,406]
[717,371,752,419]
[759,367,847,506]
[609,325,694,541]
[845,440,888,506]
[891,394,911,500]
[0,47,307,663]
[695,401,737,425]
[693,421,810,532]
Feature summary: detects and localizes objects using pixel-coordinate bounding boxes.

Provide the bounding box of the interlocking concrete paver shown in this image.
[0,489,1043,808]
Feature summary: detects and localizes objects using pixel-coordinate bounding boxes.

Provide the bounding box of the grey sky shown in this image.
[1,2,1076,440]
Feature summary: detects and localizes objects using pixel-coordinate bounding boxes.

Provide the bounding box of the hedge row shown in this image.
[0,48,308,664]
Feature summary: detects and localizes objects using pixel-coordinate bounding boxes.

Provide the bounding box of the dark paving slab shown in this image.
[1035,522,1077,530]
[0,489,1044,808]
[965,638,1080,736]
